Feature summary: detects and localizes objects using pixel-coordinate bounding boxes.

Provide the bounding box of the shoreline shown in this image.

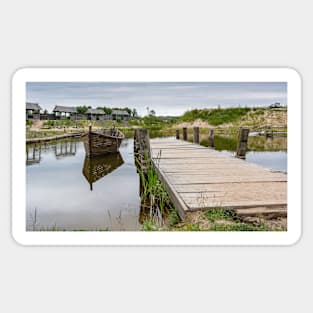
[26,132,84,144]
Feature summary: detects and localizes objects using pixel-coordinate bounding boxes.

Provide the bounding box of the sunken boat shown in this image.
[83,126,125,157]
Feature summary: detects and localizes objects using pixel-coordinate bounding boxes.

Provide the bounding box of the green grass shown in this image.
[26,130,68,139]
[204,208,238,222]
[138,157,174,216]
[168,208,280,231]
[168,209,181,226]
[142,220,164,231]
[129,115,178,130]
[179,108,251,125]
[43,119,117,128]
[137,152,181,229]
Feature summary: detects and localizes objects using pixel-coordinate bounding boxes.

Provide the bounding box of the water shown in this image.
[26,138,141,231]
[220,150,287,173]
[199,134,287,172]
[26,135,287,231]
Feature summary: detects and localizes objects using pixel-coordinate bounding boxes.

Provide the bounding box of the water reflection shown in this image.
[26,138,141,231]
[55,141,77,159]
[199,133,287,152]
[26,145,41,166]
[82,153,124,191]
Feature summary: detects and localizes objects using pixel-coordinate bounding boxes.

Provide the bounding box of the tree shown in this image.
[132,108,138,118]
[76,106,88,114]
[97,106,112,114]
[149,109,156,116]
[122,107,132,115]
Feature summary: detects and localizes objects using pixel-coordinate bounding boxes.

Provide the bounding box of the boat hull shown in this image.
[83,130,124,157]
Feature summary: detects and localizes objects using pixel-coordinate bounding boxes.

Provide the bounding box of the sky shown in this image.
[26,82,287,116]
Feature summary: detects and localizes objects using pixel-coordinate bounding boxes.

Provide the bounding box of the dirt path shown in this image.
[29,120,44,131]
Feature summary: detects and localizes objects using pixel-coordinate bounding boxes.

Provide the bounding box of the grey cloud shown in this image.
[26,82,287,116]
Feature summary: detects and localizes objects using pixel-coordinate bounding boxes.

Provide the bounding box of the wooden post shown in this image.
[176,129,180,140]
[134,129,139,154]
[193,127,199,144]
[236,127,249,159]
[134,128,151,174]
[208,129,214,148]
[183,127,187,141]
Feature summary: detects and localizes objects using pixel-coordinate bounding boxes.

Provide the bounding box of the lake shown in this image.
[26,138,141,231]
[26,135,287,231]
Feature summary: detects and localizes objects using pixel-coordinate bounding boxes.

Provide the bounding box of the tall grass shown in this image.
[180,108,251,125]
[137,152,177,227]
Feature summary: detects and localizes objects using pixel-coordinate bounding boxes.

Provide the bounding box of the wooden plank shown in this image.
[236,207,287,217]
[149,137,287,215]
[185,200,287,210]
[167,176,287,184]
[174,182,287,193]
[180,189,286,203]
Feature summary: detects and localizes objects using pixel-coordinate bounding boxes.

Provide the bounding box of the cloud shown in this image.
[26,82,287,116]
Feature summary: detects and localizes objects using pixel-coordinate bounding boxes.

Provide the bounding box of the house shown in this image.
[53,105,77,120]
[269,102,282,109]
[86,108,106,121]
[26,102,42,120]
[111,110,130,121]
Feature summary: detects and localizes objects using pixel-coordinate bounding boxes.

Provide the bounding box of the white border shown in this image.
[12,68,301,246]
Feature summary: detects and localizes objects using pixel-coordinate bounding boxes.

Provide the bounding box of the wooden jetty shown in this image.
[149,137,287,219]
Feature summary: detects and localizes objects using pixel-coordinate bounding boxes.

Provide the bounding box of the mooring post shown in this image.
[176,129,180,140]
[88,124,92,133]
[193,127,199,144]
[236,127,249,159]
[134,128,151,174]
[134,129,139,154]
[183,127,187,141]
[208,129,214,148]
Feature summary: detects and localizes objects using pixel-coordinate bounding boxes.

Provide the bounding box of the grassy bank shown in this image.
[176,107,287,128]
[26,107,287,141]
[179,107,251,125]
[143,206,286,231]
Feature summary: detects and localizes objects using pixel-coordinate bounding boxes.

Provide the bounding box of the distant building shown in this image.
[53,105,77,120]
[26,102,42,120]
[86,108,106,121]
[111,110,130,121]
[269,102,282,109]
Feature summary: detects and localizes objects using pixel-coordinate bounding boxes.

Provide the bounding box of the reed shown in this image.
[137,152,179,227]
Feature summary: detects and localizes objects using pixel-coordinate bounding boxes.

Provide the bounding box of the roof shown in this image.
[53,105,77,113]
[111,110,129,116]
[86,108,105,115]
[26,102,42,111]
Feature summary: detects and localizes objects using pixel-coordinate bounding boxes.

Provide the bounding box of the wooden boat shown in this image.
[82,152,124,190]
[83,127,124,157]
